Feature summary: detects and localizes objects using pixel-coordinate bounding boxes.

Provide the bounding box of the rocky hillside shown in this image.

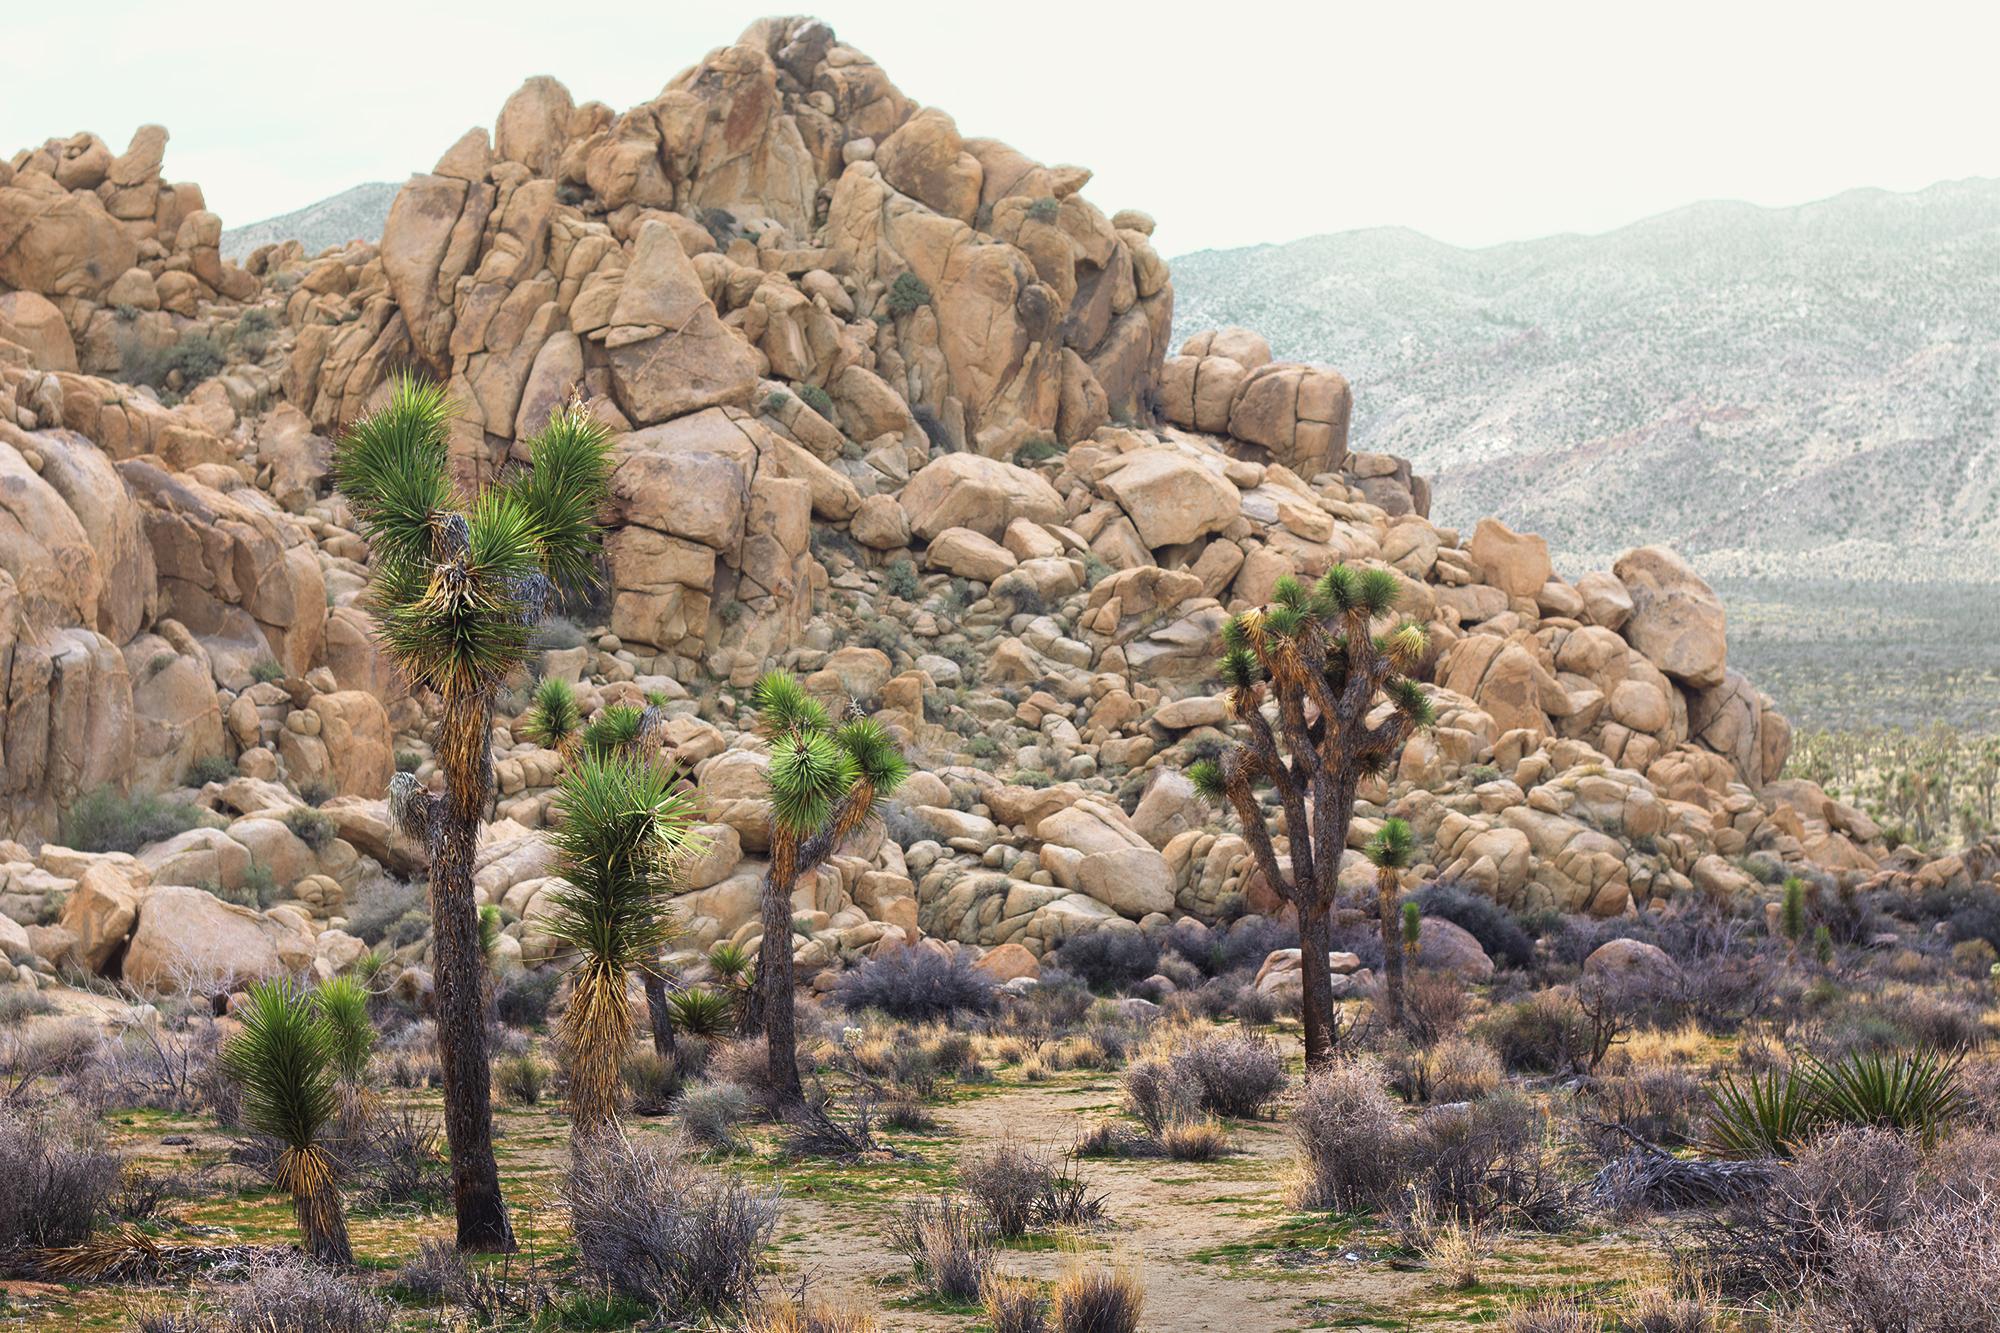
[1171,181,2000,585]
[219,181,398,263]
[0,17,1979,1017]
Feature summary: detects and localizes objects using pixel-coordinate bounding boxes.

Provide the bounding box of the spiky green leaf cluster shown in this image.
[1387,678,1437,730]
[223,980,339,1152]
[667,986,735,1038]
[333,377,614,702]
[1186,758,1227,801]
[1366,817,1417,871]
[579,704,644,763]
[310,978,374,1084]
[491,402,614,595]
[521,677,581,751]
[752,670,909,837]
[544,753,704,972]
[769,729,857,835]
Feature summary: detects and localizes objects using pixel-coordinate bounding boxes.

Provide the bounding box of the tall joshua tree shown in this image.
[1186,568,1435,1070]
[544,751,703,1145]
[223,980,352,1265]
[750,670,909,1108]
[1366,817,1418,1033]
[334,377,613,1249]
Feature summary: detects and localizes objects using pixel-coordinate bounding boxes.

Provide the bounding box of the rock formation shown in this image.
[0,16,1976,1010]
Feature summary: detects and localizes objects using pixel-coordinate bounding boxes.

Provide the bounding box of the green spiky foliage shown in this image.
[1779,876,1807,948]
[1800,1047,1967,1142]
[520,676,582,753]
[544,753,704,1142]
[312,977,375,1086]
[335,378,613,1251]
[1366,818,1419,1031]
[707,941,754,987]
[1401,900,1422,958]
[476,906,505,967]
[667,986,737,1039]
[750,669,910,1105]
[222,980,352,1264]
[1180,564,1436,1068]
[1704,1065,1819,1159]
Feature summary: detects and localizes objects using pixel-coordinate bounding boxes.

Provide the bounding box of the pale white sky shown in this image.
[5,0,1995,257]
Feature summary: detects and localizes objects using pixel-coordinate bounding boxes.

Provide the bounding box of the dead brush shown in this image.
[1395,1187,1492,1290]
[1047,1257,1144,1333]
[982,1273,1050,1333]
[889,1193,994,1302]
[739,1291,881,1332]
[1500,1294,1597,1333]
[1158,1118,1230,1162]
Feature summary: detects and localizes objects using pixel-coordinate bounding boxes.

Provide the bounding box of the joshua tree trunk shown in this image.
[278,1145,352,1266]
[1376,869,1406,1034]
[1297,902,1340,1066]
[431,692,515,1251]
[642,970,677,1065]
[756,836,805,1108]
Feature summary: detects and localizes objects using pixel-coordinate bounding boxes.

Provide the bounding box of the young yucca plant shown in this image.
[222,980,352,1264]
[519,676,582,754]
[312,976,377,1136]
[335,376,613,1250]
[750,670,910,1106]
[1184,567,1434,1069]
[544,752,703,1143]
[1703,1065,1820,1159]
[668,986,737,1040]
[1800,1047,1968,1142]
[708,941,754,987]
[1366,818,1418,1032]
[1401,901,1422,964]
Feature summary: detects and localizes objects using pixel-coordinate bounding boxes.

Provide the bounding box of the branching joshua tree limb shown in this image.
[222,980,352,1265]
[339,377,613,1250]
[544,752,703,1146]
[749,671,910,1108]
[1186,566,1435,1070]
[1367,817,1418,1033]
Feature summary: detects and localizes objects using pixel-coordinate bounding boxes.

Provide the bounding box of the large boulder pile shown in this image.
[0,15,1980,1015]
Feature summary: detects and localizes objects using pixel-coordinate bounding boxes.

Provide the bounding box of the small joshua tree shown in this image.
[223,980,352,1264]
[544,752,703,1145]
[312,976,377,1136]
[750,670,909,1107]
[1187,568,1434,1069]
[1367,817,1418,1032]
[334,377,613,1250]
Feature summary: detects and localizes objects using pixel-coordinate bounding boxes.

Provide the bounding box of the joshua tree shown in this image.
[223,980,352,1264]
[1187,568,1435,1069]
[543,752,703,1144]
[312,976,377,1135]
[1367,817,1418,1032]
[519,676,583,755]
[334,377,613,1249]
[749,670,909,1107]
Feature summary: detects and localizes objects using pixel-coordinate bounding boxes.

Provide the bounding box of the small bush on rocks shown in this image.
[59,785,205,855]
[1053,932,1160,993]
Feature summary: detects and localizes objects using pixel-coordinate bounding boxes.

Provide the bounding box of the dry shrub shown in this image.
[1682,1126,1922,1297]
[1608,1022,1709,1073]
[1159,1119,1229,1161]
[960,1141,1104,1236]
[1788,1179,2000,1330]
[1397,1188,1491,1289]
[680,1080,755,1152]
[1388,1034,1502,1103]
[739,1293,880,1332]
[1611,1282,1724,1332]
[564,1129,780,1320]
[1048,1259,1143,1333]
[982,1273,1050,1333]
[0,1104,122,1262]
[1584,1066,1705,1147]
[889,1193,993,1302]
[221,1254,391,1332]
[1402,969,1472,1047]
[1286,1058,1404,1211]
[1168,1030,1287,1117]
[1501,1295,1596,1333]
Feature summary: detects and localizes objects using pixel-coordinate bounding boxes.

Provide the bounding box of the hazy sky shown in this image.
[5,0,1995,257]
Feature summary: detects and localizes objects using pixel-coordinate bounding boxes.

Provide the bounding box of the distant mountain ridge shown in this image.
[1170,179,2000,583]
[220,181,398,261]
